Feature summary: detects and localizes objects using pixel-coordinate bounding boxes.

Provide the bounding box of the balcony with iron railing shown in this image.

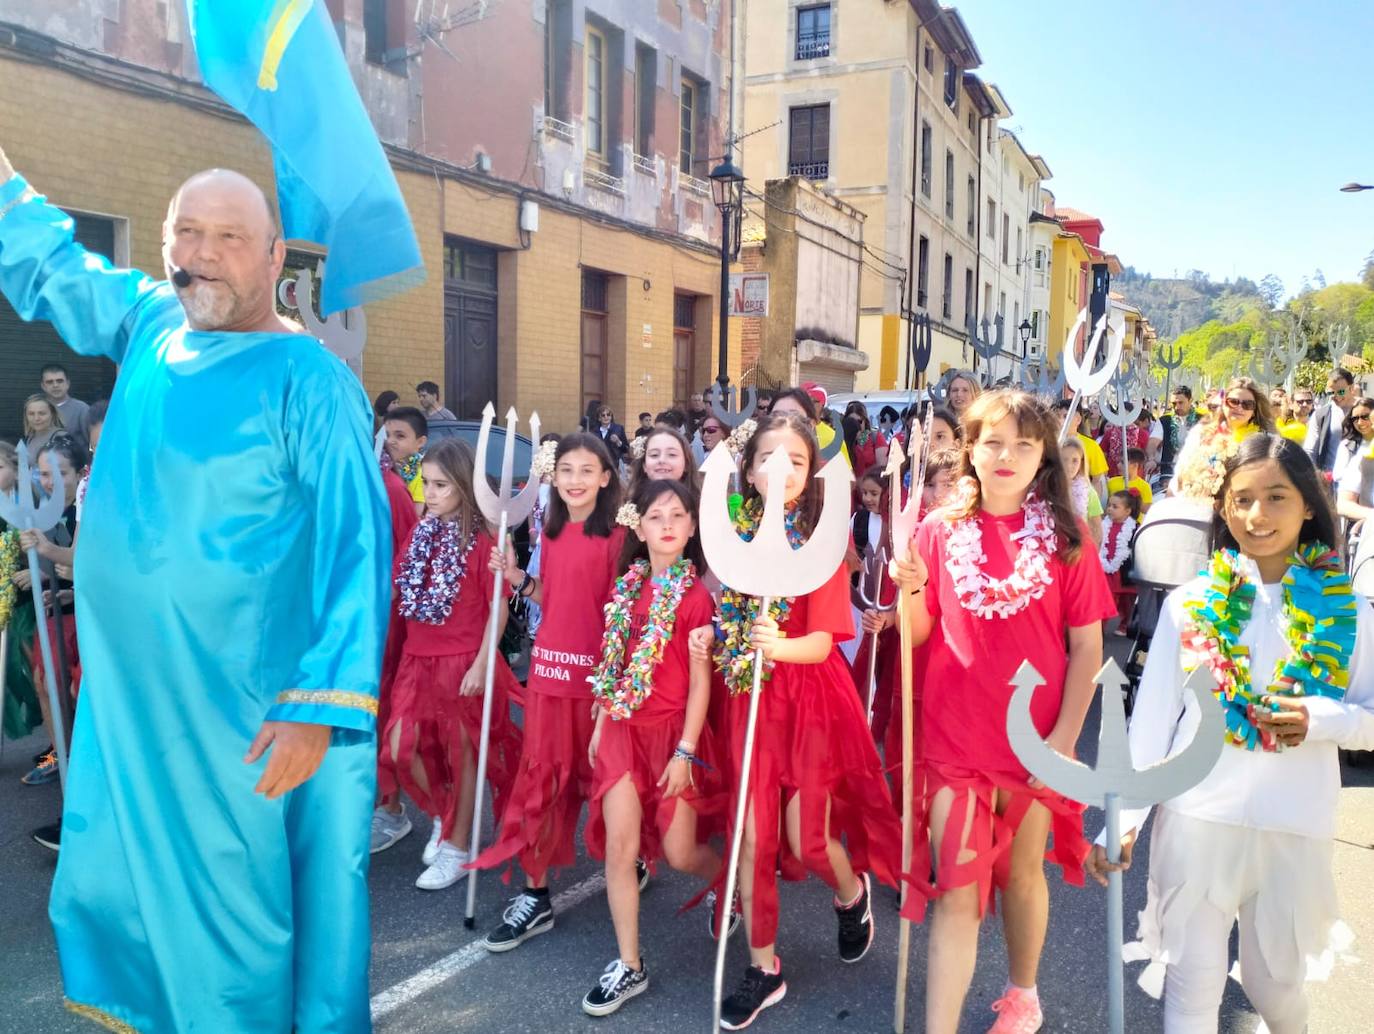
[541,115,575,142]
[789,160,829,180]
[795,35,830,60]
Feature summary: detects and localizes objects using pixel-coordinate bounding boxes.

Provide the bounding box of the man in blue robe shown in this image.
[0,148,389,1032]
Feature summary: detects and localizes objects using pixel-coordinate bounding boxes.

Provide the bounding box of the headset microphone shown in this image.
[171,268,192,289]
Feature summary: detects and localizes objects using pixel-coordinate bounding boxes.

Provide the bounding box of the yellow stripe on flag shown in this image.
[258,0,312,90]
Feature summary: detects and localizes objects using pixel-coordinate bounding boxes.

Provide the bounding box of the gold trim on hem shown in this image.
[274,689,379,715]
[66,999,141,1034]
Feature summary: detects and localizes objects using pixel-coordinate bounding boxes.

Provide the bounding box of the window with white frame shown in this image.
[795,4,831,60]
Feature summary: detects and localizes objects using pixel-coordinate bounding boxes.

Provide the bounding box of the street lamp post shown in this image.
[1018,318,1032,355]
[710,158,746,393]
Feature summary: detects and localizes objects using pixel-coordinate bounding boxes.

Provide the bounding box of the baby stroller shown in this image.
[1122,496,1214,714]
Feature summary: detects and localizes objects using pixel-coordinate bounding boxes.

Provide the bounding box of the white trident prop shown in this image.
[883,415,929,1033]
[700,440,852,1031]
[1057,308,1122,444]
[465,403,541,929]
[853,545,895,727]
[0,443,69,788]
[1006,660,1224,1034]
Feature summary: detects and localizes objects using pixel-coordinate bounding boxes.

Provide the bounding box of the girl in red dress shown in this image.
[1100,488,1141,636]
[476,433,625,951]
[711,412,903,1031]
[894,390,1114,1034]
[384,439,524,890]
[578,478,728,1017]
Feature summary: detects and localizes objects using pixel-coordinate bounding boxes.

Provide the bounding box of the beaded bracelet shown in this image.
[671,746,710,769]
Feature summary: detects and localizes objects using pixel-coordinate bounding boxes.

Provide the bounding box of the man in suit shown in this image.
[593,404,628,466]
[1304,367,1357,476]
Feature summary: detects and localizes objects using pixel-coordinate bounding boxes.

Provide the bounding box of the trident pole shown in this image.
[465,510,508,929]
[711,597,772,1032]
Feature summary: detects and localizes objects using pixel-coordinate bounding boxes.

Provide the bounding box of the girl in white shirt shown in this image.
[1088,432,1374,1034]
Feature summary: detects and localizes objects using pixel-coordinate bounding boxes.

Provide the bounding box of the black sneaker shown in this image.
[720,959,786,1030]
[31,822,61,852]
[636,858,650,891]
[481,891,554,953]
[705,889,743,940]
[581,958,649,1017]
[835,872,874,963]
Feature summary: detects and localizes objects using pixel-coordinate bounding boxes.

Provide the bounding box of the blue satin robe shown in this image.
[0,175,389,1033]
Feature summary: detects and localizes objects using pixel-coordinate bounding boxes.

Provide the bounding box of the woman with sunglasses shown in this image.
[1170,377,1275,499]
[1335,398,1374,530]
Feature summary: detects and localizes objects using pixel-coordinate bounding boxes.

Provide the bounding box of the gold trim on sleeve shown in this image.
[273,689,379,715]
[66,999,141,1034]
[0,186,37,223]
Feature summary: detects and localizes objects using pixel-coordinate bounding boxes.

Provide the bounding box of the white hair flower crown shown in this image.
[615,501,642,530]
[530,439,558,484]
[629,435,648,460]
[726,418,757,454]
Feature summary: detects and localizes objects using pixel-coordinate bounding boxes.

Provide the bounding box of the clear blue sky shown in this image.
[956,0,1374,305]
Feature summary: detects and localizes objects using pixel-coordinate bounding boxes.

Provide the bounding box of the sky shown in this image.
[955,0,1374,302]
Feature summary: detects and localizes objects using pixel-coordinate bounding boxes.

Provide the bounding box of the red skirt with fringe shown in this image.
[899,758,1089,923]
[31,612,79,702]
[376,613,407,800]
[471,687,594,884]
[724,650,903,948]
[850,624,899,745]
[384,649,524,842]
[584,708,726,871]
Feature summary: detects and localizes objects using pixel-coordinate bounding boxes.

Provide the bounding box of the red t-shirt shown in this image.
[529,522,627,698]
[915,508,1114,778]
[383,465,420,554]
[624,577,715,720]
[394,527,497,657]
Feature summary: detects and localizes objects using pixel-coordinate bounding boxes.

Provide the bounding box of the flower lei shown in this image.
[588,557,695,719]
[1181,545,1357,751]
[0,528,20,632]
[1099,516,1135,574]
[945,479,1057,619]
[396,452,423,485]
[395,517,477,624]
[714,497,801,694]
[1069,477,1090,518]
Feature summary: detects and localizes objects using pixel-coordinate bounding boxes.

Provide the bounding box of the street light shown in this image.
[1340,182,1374,193]
[1018,318,1032,354]
[709,158,746,391]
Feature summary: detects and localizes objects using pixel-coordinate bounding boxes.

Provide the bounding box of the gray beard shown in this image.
[179,281,243,331]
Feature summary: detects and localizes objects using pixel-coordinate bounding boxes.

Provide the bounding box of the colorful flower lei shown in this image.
[1099,515,1135,575]
[588,557,695,719]
[396,451,424,485]
[395,517,477,624]
[714,497,801,694]
[945,482,1057,619]
[0,528,20,632]
[1181,545,1357,751]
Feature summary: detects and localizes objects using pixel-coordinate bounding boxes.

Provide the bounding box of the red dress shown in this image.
[722,563,903,949]
[904,508,1115,920]
[384,528,524,840]
[474,521,626,883]
[377,464,419,799]
[584,579,725,869]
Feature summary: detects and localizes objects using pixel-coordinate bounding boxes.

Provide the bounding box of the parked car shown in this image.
[423,418,535,560]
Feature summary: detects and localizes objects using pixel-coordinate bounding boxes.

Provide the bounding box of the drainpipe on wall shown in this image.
[972,111,983,369]
[904,25,922,392]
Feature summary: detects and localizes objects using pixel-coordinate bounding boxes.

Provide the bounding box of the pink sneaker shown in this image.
[986,986,1043,1034]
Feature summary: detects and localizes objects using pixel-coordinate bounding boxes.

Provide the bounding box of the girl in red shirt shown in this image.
[578,478,728,1017]
[894,390,1114,1034]
[476,433,625,952]
[384,439,523,890]
[711,412,903,1031]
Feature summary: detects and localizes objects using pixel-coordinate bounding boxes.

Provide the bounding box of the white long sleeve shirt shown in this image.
[1117,559,1374,842]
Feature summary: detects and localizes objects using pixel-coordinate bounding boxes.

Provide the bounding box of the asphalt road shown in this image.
[3,636,1371,1033]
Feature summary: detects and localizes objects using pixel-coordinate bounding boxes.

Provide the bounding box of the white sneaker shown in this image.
[370,806,412,854]
[422,819,444,866]
[416,842,470,890]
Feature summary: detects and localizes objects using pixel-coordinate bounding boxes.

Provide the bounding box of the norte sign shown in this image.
[728,272,769,317]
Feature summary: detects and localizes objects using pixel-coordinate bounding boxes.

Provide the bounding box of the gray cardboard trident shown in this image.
[465,403,541,929]
[0,443,69,789]
[705,382,758,430]
[700,440,852,1032]
[1007,660,1224,1034]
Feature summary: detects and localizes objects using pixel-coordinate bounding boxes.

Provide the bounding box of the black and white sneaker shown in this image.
[636,857,650,891]
[481,891,554,952]
[581,958,649,1016]
[720,959,786,1030]
[835,872,874,963]
[31,822,61,852]
[705,889,743,940]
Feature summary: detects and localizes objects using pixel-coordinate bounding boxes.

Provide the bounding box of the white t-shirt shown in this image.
[1338,445,1374,506]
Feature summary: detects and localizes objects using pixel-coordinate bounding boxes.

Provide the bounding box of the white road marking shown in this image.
[370,872,608,1020]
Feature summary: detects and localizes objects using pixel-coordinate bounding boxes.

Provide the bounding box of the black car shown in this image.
[423,417,536,562]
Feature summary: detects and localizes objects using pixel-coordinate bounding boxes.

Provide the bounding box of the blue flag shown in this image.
[185,0,423,314]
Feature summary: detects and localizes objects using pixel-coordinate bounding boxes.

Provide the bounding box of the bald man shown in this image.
[0,150,388,1031]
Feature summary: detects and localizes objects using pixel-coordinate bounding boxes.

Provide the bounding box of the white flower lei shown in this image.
[945,485,1058,619]
[1099,515,1135,575]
